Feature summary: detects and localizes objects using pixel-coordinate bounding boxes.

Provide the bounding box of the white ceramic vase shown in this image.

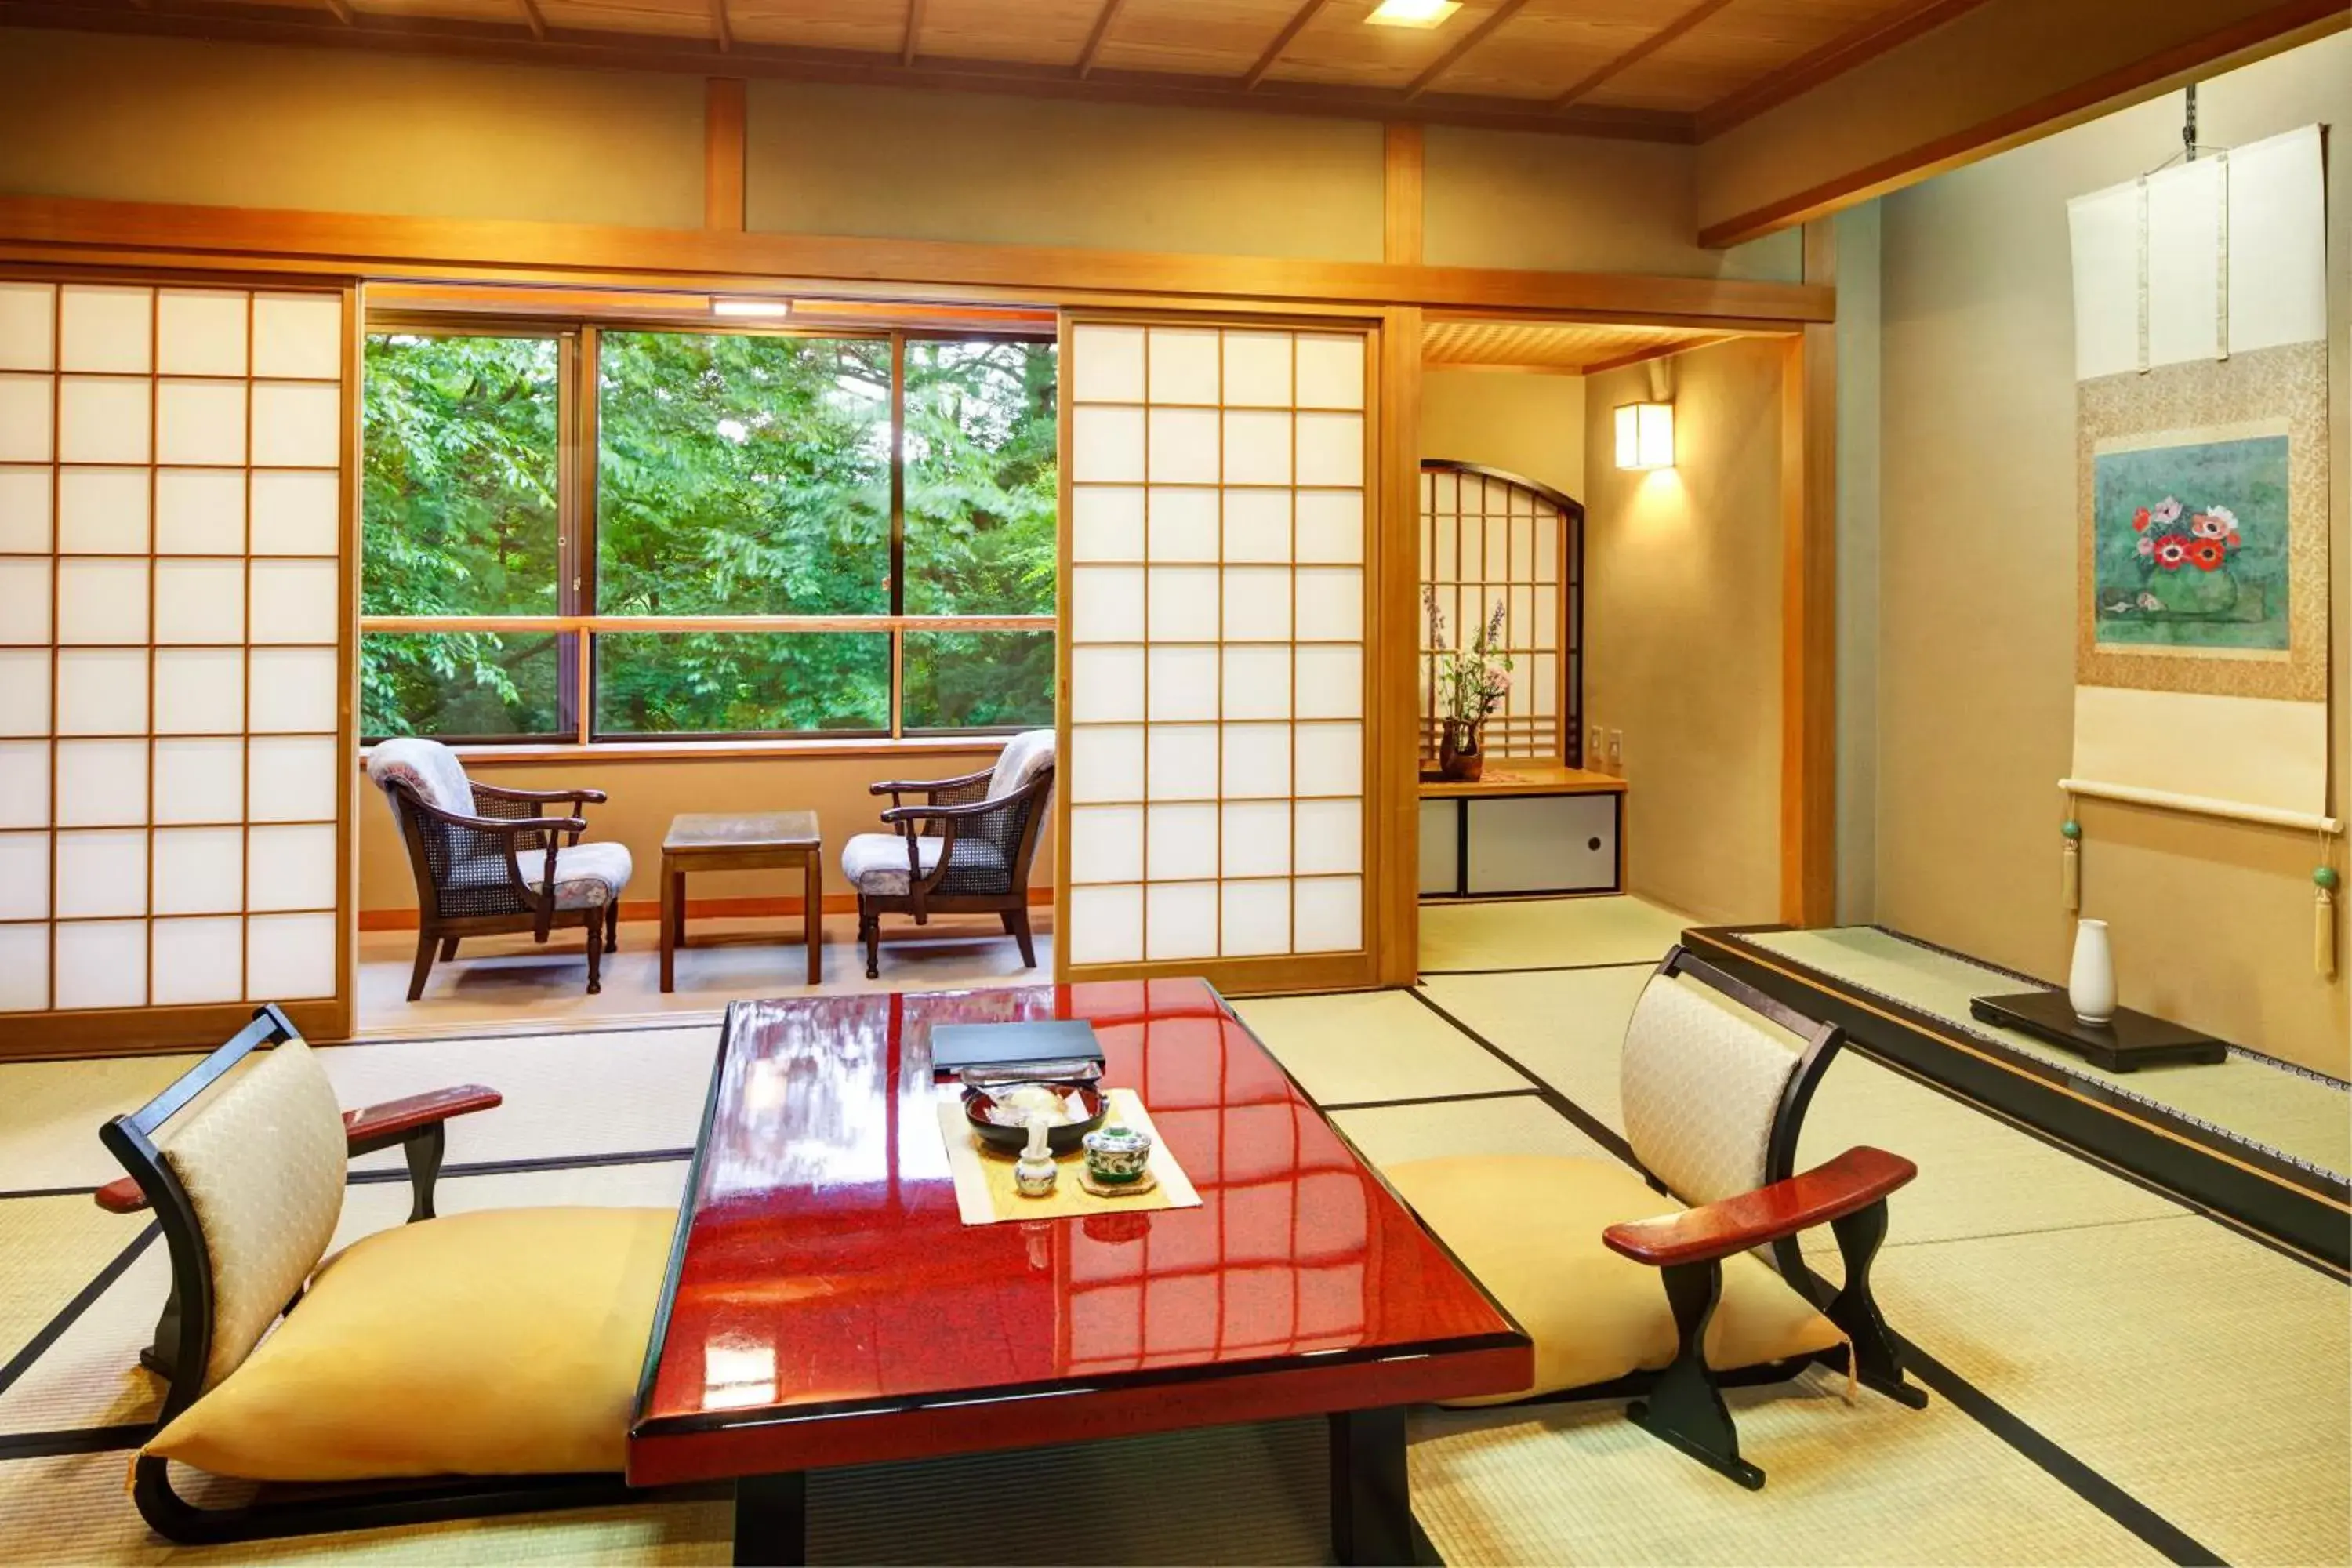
[2067,918,2117,1026]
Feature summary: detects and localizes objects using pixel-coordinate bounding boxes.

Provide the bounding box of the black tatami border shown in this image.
[1403,979,2230,1568]
[0,1222,160,1406]
[1417,959,1658,978]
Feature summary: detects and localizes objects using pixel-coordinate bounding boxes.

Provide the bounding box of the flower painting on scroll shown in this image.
[2092,423,2291,653]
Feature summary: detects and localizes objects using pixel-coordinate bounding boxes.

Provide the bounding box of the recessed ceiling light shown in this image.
[1367,0,1461,27]
[711,299,793,318]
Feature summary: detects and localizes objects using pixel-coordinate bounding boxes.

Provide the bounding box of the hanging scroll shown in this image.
[2063,125,2332,829]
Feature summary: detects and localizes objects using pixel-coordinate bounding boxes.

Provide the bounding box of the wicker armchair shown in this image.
[368,739,633,999]
[844,730,1055,980]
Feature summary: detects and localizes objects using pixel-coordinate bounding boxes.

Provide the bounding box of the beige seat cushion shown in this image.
[147,1206,672,1482]
[1386,1155,1841,1404]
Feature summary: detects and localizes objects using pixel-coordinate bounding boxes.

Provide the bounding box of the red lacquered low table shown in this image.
[629,978,1531,1566]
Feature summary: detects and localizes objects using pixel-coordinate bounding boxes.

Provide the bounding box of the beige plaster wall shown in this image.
[1419,371,1586,500]
[358,747,1054,919]
[1425,125,1802,281]
[1583,339,1786,924]
[1875,32,2348,1073]
[745,82,1386,263]
[0,30,706,229]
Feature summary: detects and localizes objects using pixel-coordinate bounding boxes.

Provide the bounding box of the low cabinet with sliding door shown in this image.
[1419,771,1623,898]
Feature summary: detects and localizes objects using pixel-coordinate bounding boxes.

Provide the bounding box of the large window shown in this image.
[360,323,1057,744]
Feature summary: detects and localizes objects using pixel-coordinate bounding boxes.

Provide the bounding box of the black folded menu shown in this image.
[927,1020,1105,1073]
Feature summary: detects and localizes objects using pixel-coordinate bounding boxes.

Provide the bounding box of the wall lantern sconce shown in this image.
[1613,401,1675,471]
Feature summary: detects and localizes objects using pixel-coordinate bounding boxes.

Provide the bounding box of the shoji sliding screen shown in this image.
[1058,318,1377,992]
[0,276,354,1053]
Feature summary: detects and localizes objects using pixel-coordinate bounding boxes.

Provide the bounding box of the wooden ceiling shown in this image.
[1423,318,1731,372]
[0,0,1991,140]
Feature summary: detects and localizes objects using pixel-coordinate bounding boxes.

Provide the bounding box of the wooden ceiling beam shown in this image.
[900,0,922,66]
[708,0,729,53]
[514,0,543,40]
[1074,0,1125,78]
[0,0,1694,140]
[1551,0,1737,110]
[1403,0,1531,100]
[1242,0,1330,90]
[1694,0,1991,138]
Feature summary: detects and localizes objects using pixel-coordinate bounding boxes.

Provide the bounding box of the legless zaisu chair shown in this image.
[100,1007,667,1544]
[1387,946,1926,1489]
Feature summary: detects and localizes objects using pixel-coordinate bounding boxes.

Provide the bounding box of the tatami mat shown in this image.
[1748,927,2351,1177]
[0,1198,151,1380]
[1231,991,1534,1107]
[0,1234,165,1439]
[1333,1095,1618,1171]
[1417,896,1689,974]
[1862,1215,2351,1567]
[1417,966,1648,1131]
[1791,1051,2184,1250]
[1410,1367,2165,1566]
[0,1054,206,1194]
[330,1027,719,1173]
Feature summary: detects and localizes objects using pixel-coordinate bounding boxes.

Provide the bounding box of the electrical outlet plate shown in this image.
[1607,729,1624,767]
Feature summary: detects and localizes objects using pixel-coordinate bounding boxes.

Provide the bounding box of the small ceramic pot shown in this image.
[1081,1123,1153,1187]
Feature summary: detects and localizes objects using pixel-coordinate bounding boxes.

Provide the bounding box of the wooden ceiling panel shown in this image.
[1424,0,1656,100]
[1423,318,1729,372]
[916,0,1104,66]
[347,0,528,27]
[1262,0,1523,92]
[1577,0,1896,110]
[1096,0,1307,80]
[533,0,713,38]
[0,0,2032,145]
[728,0,908,54]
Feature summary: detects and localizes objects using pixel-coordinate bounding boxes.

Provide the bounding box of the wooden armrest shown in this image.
[343,1084,503,1147]
[878,800,998,825]
[473,782,608,806]
[94,1085,504,1214]
[408,797,589,840]
[869,767,995,797]
[1602,1146,1916,1269]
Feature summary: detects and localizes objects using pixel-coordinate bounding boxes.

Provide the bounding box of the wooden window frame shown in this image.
[359,312,1058,750]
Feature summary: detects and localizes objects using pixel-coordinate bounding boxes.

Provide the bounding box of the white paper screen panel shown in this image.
[1418,466,1576,764]
[1065,321,1368,969]
[0,279,346,1018]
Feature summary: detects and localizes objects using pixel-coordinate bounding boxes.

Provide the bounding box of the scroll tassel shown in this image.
[2060,817,2082,913]
[2318,866,2339,981]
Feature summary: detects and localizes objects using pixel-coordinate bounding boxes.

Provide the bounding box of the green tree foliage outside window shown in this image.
[359,333,562,739]
[361,326,1059,742]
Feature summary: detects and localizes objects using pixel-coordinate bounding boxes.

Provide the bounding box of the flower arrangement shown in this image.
[1425,589,1512,779]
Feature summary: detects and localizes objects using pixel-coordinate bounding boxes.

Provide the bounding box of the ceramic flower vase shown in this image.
[2067,918,2117,1027]
[1439,720,1485,782]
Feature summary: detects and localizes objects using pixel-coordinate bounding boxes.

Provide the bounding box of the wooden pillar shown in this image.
[705,78,746,232]
[1383,123,1424,267]
[1779,220,1837,926]
[1377,306,1425,985]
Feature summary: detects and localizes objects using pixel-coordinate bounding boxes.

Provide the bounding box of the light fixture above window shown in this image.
[1367,0,1461,27]
[1613,401,1675,471]
[711,298,793,319]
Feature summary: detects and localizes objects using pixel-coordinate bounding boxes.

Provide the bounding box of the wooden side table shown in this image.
[660,811,823,992]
